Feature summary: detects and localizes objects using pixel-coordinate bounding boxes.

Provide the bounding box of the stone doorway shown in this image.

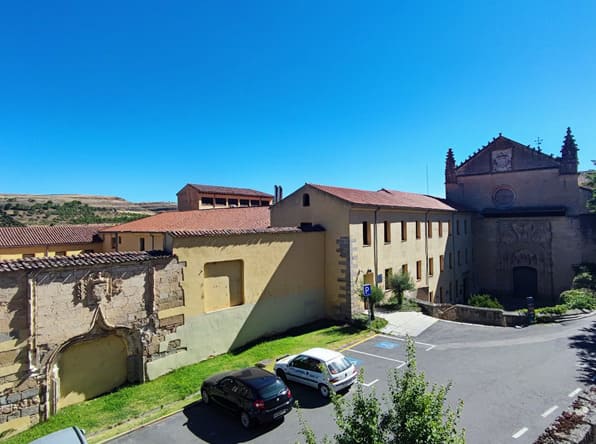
[513,266,538,299]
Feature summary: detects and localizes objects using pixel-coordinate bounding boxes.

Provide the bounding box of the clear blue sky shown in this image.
[1,1,594,202]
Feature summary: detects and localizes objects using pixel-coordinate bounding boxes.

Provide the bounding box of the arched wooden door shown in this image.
[56,335,128,410]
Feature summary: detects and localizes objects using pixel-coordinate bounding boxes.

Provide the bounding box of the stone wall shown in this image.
[417,300,527,327]
[0,253,184,436]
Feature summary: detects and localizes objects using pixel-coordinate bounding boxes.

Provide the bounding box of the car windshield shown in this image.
[257,379,286,399]
[327,357,351,375]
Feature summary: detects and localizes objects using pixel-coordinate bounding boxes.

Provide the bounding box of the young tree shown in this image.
[297,338,465,444]
[388,271,415,308]
[357,285,385,321]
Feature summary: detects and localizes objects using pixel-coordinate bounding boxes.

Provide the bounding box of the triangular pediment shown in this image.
[456,135,560,176]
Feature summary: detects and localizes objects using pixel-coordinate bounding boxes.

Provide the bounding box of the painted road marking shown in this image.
[348,349,406,365]
[568,388,582,397]
[512,427,528,439]
[340,333,379,352]
[346,357,363,366]
[378,334,436,351]
[358,378,379,387]
[541,406,558,418]
[375,341,399,350]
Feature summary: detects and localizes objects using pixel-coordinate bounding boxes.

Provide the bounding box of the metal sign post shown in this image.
[363,284,372,319]
[526,296,535,324]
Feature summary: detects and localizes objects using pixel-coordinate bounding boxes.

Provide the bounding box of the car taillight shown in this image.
[253,399,265,410]
[286,388,292,398]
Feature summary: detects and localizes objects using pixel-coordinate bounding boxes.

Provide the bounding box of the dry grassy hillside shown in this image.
[0,194,176,226]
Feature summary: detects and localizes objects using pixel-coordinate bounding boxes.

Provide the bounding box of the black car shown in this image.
[201,367,294,428]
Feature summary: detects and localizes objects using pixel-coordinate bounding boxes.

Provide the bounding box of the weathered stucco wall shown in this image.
[145,230,325,379]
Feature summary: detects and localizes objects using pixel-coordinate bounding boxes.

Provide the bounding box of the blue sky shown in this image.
[0,1,594,202]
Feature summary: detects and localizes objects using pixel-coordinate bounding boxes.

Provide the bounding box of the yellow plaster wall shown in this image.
[146,231,325,379]
[0,243,102,260]
[103,232,166,252]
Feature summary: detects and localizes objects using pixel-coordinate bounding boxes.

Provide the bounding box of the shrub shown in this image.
[369,318,388,330]
[388,272,415,308]
[560,289,596,310]
[535,304,568,315]
[572,272,596,291]
[468,294,503,309]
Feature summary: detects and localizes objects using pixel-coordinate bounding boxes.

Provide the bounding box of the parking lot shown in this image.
[110,316,594,444]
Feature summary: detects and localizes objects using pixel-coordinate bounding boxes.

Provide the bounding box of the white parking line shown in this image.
[512,427,528,439]
[358,378,379,387]
[541,405,558,418]
[378,334,436,351]
[568,388,582,397]
[348,349,406,365]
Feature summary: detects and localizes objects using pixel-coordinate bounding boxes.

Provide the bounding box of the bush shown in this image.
[535,304,568,315]
[369,318,388,330]
[351,313,388,331]
[560,289,596,310]
[468,294,503,309]
[388,272,415,308]
[572,272,596,291]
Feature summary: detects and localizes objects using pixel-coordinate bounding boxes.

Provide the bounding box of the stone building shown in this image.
[445,129,596,306]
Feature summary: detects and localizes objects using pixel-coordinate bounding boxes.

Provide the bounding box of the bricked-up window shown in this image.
[438,221,443,237]
[302,193,310,207]
[456,220,460,235]
[427,221,432,238]
[385,268,393,289]
[363,221,371,246]
[204,260,244,312]
[402,264,408,274]
[384,221,391,243]
[139,238,145,251]
[428,257,434,276]
[416,260,422,280]
[401,221,407,241]
[416,221,421,239]
[202,197,214,205]
[440,254,445,272]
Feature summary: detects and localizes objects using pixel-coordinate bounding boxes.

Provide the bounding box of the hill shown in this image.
[0,194,176,226]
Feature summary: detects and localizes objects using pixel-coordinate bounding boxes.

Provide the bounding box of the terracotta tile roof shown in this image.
[180,184,273,198]
[102,207,271,233]
[169,226,303,238]
[308,184,457,211]
[0,251,172,273]
[0,224,110,248]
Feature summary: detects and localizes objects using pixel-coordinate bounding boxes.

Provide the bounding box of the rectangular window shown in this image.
[449,252,453,269]
[464,219,468,234]
[261,200,270,206]
[440,254,445,272]
[201,197,214,205]
[250,200,260,206]
[428,257,434,276]
[416,260,422,281]
[139,238,145,251]
[447,221,452,235]
[55,251,66,256]
[239,199,249,206]
[385,268,393,289]
[22,253,35,258]
[456,220,460,235]
[228,198,238,206]
[402,264,408,274]
[401,221,407,241]
[416,221,421,239]
[439,286,444,303]
[384,221,391,243]
[111,235,117,249]
[429,291,433,302]
[438,221,443,237]
[465,249,469,264]
[362,221,371,246]
[427,221,432,238]
[215,198,227,205]
[457,250,461,266]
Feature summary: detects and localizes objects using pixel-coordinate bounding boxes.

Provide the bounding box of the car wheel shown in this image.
[240,411,253,429]
[276,369,287,383]
[201,389,209,405]
[318,384,330,398]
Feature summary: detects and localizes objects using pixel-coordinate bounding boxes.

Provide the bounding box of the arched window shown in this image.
[302,193,310,207]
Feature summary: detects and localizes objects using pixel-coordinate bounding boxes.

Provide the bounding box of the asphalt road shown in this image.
[109,315,596,444]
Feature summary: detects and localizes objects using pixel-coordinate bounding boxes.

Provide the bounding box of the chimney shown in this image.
[279,186,283,201]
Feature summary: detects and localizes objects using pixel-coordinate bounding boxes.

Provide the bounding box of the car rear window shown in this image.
[327,357,352,375]
[257,379,287,399]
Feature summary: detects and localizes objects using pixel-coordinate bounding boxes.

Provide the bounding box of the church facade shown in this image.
[445,129,595,307]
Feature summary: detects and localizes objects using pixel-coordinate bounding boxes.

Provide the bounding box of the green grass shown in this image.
[3,321,371,444]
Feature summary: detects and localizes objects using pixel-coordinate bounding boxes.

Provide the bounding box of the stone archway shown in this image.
[513,266,538,299]
[56,334,128,410]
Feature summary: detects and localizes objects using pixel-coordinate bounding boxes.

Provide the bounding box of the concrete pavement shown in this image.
[377,310,439,337]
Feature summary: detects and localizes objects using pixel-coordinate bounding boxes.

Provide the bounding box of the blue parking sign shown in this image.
[363,284,372,297]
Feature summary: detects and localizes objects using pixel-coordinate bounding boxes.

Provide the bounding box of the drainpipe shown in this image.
[374,207,380,286]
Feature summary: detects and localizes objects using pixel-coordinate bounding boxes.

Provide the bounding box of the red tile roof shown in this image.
[169,227,302,238]
[0,224,109,248]
[308,184,457,211]
[0,251,172,273]
[180,184,273,198]
[102,207,271,233]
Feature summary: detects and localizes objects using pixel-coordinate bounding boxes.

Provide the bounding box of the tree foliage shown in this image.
[299,338,465,444]
[585,161,596,213]
[357,284,385,321]
[388,271,415,308]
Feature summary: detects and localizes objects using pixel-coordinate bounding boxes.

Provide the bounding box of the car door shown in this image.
[287,355,319,388]
[215,377,238,411]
